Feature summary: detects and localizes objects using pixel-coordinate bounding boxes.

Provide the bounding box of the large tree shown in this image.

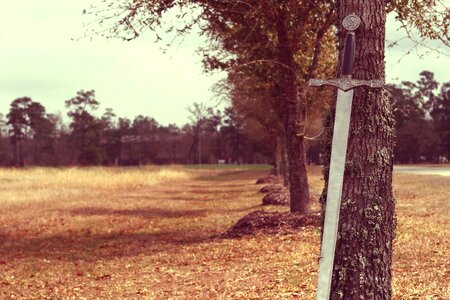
[87,0,337,213]
[321,1,396,298]
[321,0,449,296]
[201,1,337,212]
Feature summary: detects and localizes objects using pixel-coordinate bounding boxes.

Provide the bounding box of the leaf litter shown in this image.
[0,166,448,299]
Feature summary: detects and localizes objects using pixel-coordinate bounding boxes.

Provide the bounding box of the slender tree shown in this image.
[185,102,213,164]
[66,90,104,165]
[221,107,245,164]
[27,101,56,165]
[225,71,286,177]
[101,108,122,165]
[0,113,12,165]
[0,114,7,137]
[7,97,33,166]
[132,115,159,163]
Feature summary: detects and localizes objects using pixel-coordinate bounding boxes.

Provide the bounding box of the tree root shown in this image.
[255,175,282,184]
[262,189,290,206]
[223,210,321,238]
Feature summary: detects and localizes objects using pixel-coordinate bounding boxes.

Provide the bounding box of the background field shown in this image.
[0,166,448,299]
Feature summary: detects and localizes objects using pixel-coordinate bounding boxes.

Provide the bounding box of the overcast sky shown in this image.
[1,1,449,126]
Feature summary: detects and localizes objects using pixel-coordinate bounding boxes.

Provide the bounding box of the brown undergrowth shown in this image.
[0,165,448,299]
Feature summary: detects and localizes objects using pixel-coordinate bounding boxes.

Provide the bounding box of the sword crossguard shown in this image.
[309,78,384,92]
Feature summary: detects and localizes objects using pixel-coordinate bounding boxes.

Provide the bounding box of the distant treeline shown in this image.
[0,91,278,167]
[0,71,448,167]
[387,71,449,164]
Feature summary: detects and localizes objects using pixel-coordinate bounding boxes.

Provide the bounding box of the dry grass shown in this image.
[0,165,448,299]
[0,167,192,205]
[391,174,449,299]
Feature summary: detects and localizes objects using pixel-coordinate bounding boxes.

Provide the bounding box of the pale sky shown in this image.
[1,1,449,126]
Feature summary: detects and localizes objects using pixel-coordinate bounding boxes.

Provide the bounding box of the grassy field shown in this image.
[0,165,448,299]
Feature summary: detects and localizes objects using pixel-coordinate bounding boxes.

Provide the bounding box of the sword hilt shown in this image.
[342,13,360,76]
[342,32,356,76]
[308,14,384,92]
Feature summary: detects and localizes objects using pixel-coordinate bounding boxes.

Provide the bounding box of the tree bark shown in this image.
[280,134,290,187]
[34,140,40,165]
[276,8,310,213]
[322,1,396,299]
[273,136,281,176]
[12,140,18,167]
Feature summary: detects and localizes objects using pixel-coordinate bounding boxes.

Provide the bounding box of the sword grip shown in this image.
[341,32,355,76]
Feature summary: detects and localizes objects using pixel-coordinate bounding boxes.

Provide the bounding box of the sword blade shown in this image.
[317,89,354,300]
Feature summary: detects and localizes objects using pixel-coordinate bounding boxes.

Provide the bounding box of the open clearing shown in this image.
[0,166,448,299]
[394,165,450,177]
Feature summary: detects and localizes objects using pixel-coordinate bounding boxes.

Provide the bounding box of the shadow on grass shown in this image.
[122,190,254,203]
[184,164,271,171]
[0,168,270,263]
[120,181,259,202]
[67,204,264,219]
[197,170,269,181]
[1,203,221,262]
[68,206,209,219]
[0,229,215,263]
[0,203,265,262]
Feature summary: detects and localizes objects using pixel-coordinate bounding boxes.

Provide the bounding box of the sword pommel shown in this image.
[342,13,361,32]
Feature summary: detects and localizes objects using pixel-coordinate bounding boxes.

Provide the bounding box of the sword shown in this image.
[309,14,384,300]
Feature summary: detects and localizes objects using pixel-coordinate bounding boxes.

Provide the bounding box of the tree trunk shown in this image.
[12,140,18,167]
[322,1,396,299]
[280,134,290,187]
[273,136,281,176]
[18,140,25,167]
[34,140,40,165]
[276,9,310,213]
